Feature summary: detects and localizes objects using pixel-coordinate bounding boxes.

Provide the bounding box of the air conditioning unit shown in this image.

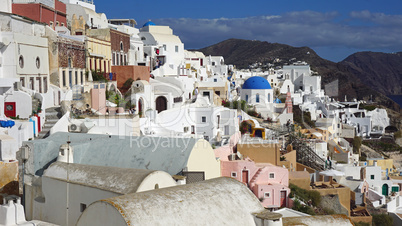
[68,124,81,133]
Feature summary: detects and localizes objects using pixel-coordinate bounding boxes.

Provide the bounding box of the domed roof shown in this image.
[242,76,271,89]
[143,21,156,27]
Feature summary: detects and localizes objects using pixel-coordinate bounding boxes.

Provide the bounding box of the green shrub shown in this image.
[372,214,393,226]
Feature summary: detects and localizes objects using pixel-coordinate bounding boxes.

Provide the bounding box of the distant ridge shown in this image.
[198,39,401,111]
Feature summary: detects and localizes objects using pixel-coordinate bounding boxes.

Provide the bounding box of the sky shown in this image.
[96,0,402,62]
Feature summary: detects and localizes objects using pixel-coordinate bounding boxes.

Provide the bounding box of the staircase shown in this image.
[249,168,263,187]
[32,97,41,114]
[37,107,62,139]
[286,134,327,171]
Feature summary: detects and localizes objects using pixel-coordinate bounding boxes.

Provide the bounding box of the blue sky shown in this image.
[97,0,402,62]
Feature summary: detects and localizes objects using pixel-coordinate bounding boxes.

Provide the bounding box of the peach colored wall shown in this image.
[253,183,290,208]
[112,66,150,89]
[221,159,290,208]
[237,143,280,165]
[91,86,106,114]
[221,160,259,184]
[256,166,289,187]
[281,150,297,171]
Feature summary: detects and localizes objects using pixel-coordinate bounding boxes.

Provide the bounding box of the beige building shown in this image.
[86,36,111,74]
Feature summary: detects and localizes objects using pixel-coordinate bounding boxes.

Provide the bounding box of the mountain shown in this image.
[198,39,401,111]
[340,52,402,95]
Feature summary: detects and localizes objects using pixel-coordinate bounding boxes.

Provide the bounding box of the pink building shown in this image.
[215,132,290,208]
[221,160,290,208]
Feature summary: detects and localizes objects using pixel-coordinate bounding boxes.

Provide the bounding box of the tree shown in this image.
[352,136,362,154]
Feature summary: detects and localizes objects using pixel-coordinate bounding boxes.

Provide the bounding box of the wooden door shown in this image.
[242,170,248,184]
[4,102,16,117]
[280,191,287,207]
[155,96,167,113]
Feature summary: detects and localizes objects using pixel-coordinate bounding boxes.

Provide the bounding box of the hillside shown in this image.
[198,39,401,112]
[340,52,402,95]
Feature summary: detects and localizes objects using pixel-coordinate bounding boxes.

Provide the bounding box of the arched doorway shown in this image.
[155,96,167,113]
[255,129,263,138]
[382,184,389,196]
[138,98,143,117]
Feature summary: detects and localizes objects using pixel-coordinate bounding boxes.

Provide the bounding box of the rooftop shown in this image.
[77,177,264,225]
[44,162,173,194]
[27,132,197,176]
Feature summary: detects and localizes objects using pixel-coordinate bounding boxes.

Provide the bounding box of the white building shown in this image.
[27,159,176,225]
[139,21,184,77]
[240,76,274,119]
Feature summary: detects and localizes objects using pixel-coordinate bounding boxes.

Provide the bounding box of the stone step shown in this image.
[45,119,59,123]
[43,124,56,128]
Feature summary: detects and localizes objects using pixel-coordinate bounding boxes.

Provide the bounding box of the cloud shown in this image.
[152,10,402,59]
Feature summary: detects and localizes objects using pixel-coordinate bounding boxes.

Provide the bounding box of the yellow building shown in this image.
[368,158,395,177]
[86,36,111,74]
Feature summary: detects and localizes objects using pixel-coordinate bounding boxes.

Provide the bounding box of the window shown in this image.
[246,95,248,102]
[56,21,59,26]
[43,77,47,93]
[214,78,217,82]
[49,21,53,27]
[75,71,78,85]
[112,52,115,65]
[371,175,375,180]
[175,45,178,52]
[62,71,66,87]
[269,173,275,179]
[120,42,123,51]
[29,77,34,90]
[256,94,260,103]
[392,186,399,192]
[183,127,189,133]
[80,203,86,212]
[191,125,195,134]
[61,23,64,26]
[215,91,220,96]
[81,71,83,85]
[19,56,24,68]
[163,45,166,51]
[36,57,40,69]
[268,93,270,102]
[231,172,237,178]
[20,77,25,87]
[201,116,207,123]
[141,37,146,40]
[264,192,270,198]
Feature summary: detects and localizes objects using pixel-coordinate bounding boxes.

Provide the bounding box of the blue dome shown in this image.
[242,76,271,89]
[143,21,156,27]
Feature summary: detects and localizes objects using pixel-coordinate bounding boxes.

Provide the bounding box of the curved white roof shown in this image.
[77,177,264,225]
[44,162,175,194]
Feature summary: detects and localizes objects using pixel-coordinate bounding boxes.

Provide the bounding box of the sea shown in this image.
[388,95,402,108]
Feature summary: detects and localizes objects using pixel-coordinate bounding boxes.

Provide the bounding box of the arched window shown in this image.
[256,94,260,103]
[120,42,123,51]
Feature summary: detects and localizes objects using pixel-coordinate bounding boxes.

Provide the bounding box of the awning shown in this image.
[89,52,106,58]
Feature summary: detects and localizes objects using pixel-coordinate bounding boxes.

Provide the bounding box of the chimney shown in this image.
[57,144,74,163]
[252,210,283,226]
